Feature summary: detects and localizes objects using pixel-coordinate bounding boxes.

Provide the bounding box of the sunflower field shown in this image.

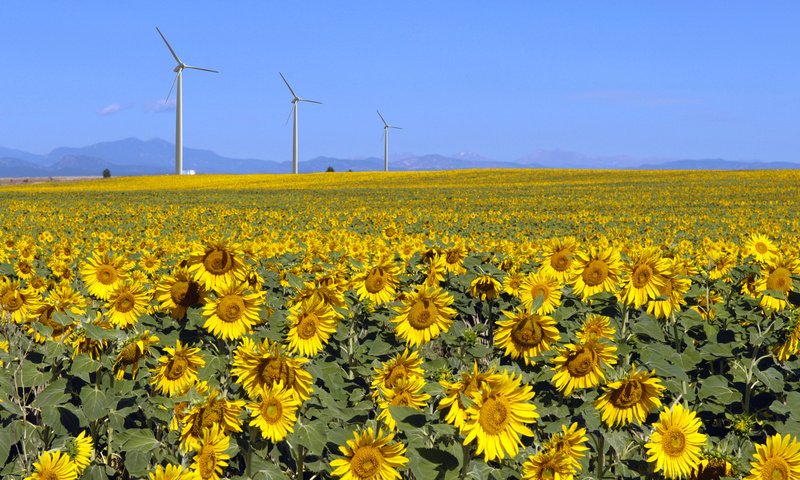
[1,169,800,480]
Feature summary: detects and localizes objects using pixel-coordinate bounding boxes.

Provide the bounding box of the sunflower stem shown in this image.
[294,443,306,479]
[460,441,472,479]
[594,433,606,479]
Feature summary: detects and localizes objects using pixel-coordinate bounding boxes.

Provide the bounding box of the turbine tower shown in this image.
[377,110,402,172]
[156,27,219,175]
[280,72,321,174]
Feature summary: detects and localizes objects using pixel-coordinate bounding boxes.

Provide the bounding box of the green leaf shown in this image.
[81,388,109,421]
[70,354,101,383]
[32,378,70,410]
[124,449,152,477]
[84,323,118,341]
[754,367,784,393]
[82,465,110,480]
[698,375,739,404]
[292,421,327,458]
[121,429,159,451]
[388,405,426,432]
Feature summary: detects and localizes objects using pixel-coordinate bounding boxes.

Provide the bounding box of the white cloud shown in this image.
[97,103,125,115]
[145,99,176,113]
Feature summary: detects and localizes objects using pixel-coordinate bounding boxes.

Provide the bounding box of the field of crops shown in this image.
[1,169,800,480]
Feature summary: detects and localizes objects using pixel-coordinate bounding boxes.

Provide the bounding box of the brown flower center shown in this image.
[216,295,245,322]
[761,457,789,480]
[198,444,218,478]
[385,365,409,389]
[261,398,283,423]
[478,397,508,435]
[260,357,295,389]
[165,356,189,380]
[114,292,136,313]
[118,343,141,364]
[661,427,686,456]
[96,264,118,285]
[632,264,653,288]
[582,260,609,287]
[766,268,792,293]
[550,251,572,272]
[296,313,318,340]
[609,379,643,408]
[203,249,233,276]
[407,299,437,329]
[351,445,384,479]
[755,242,769,255]
[1,290,23,311]
[364,268,388,293]
[565,345,599,377]
[511,315,544,348]
[171,280,201,307]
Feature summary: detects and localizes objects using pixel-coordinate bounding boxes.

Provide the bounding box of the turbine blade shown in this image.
[279,72,299,100]
[377,110,388,127]
[285,105,294,125]
[390,126,402,130]
[156,27,182,65]
[300,99,322,104]
[185,65,220,73]
[165,71,179,103]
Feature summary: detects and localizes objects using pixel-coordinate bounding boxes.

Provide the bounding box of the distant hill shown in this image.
[0,138,798,177]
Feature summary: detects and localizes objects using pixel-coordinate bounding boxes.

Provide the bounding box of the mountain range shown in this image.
[1,138,798,177]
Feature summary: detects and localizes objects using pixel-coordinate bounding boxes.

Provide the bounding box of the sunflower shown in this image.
[0,279,41,324]
[79,251,130,300]
[139,251,162,276]
[391,285,456,346]
[170,381,211,432]
[420,254,448,287]
[247,381,301,442]
[377,375,431,430]
[539,237,578,282]
[231,337,313,401]
[202,282,263,341]
[705,247,737,282]
[743,233,779,264]
[754,255,800,311]
[149,464,198,480]
[355,260,400,305]
[30,286,86,344]
[0,339,8,367]
[330,427,408,480]
[569,247,623,301]
[691,455,735,480]
[155,267,205,320]
[521,450,575,480]
[286,295,338,357]
[180,389,244,452]
[575,314,616,343]
[545,423,590,472]
[14,258,36,280]
[647,271,692,320]
[151,340,206,397]
[494,309,560,365]
[187,238,248,291]
[502,271,525,297]
[690,290,722,320]
[551,340,617,396]
[67,312,113,360]
[519,272,562,314]
[443,244,468,274]
[746,433,800,480]
[65,431,93,475]
[469,274,502,301]
[774,312,800,362]
[113,330,160,380]
[438,362,500,431]
[645,404,707,479]
[191,425,230,480]
[23,450,77,480]
[594,366,665,428]
[461,370,539,462]
[105,280,151,329]
[619,248,671,308]
[371,349,425,400]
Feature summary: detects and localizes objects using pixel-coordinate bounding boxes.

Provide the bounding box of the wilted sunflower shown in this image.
[151,340,206,397]
[180,389,244,452]
[247,381,301,442]
[355,260,400,305]
[67,312,113,360]
[377,376,431,430]
[539,237,578,282]
[105,280,151,329]
[149,464,197,480]
[469,274,502,301]
[438,362,501,431]
[0,279,41,324]
[645,404,707,479]
[494,309,560,365]
[647,270,692,320]
[545,423,590,472]
[191,425,230,480]
[519,272,562,314]
[23,450,77,480]
[743,233,779,264]
[155,267,205,320]
[774,311,800,362]
[594,366,665,428]
[755,255,800,311]
[691,454,735,480]
[461,370,539,462]
[187,239,248,291]
[575,314,616,343]
[79,251,130,300]
[330,427,408,480]
[286,295,338,357]
[231,337,313,401]
[371,349,425,400]
[745,433,800,480]
[619,248,671,308]
[521,450,575,480]
[113,330,160,380]
[551,340,617,396]
[65,431,93,475]
[391,285,456,346]
[202,282,263,341]
[569,247,623,301]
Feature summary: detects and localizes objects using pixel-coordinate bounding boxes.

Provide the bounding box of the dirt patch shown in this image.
[0,176,100,186]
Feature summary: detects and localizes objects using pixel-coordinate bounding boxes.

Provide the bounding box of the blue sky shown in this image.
[1,2,799,163]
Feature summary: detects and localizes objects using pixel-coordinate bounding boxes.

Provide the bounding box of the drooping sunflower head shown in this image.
[551,340,617,396]
[286,295,338,357]
[773,310,800,363]
[690,452,736,480]
[391,285,456,347]
[155,267,206,320]
[594,366,665,428]
[64,430,94,475]
[112,330,160,380]
[495,309,560,365]
[746,433,800,480]
[330,427,408,480]
[470,274,502,301]
[187,239,248,291]
[645,403,707,480]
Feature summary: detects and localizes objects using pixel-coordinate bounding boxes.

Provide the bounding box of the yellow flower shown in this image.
[286,295,338,357]
[545,423,590,472]
[569,247,622,301]
[330,427,408,480]
[231,337,313,401]
[187,238,248,291]
[461,370,539,462]
[645,404,707,479]
[377,376,430,430]
[647,270,692,320]
[469,274,502,301]
[521,450,575,480]
[0,278,41,324]
[494,309,560,365]
[754,255,800,311]
[438,362,500,431]
[519,272,562,314]
[191,425,230,480]
[594,366,665,428]
[113,330,160,380]
[551,340,617,396]
[247,381,301,442]
[538,237,578,282]
[619,247,671,308]
[155,267,205,320]
[371,349,425,400]
[79,251,130,300]
[201,281,263,341]
[391,285,456,346]
[743,233,779,264]
[23,450,77,480]
[105,280,151,328]
[355,260,400,305]
[575,314,615,343]
[149,464,198,480]
[180,389,244,452]
[65,431,93,474]
[150,340,206,397]
[745,433,800,480]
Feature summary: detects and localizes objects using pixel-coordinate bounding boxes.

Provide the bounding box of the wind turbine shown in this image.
[377,110,402,172]
[156,27,219,175]
[280,72,321,174]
